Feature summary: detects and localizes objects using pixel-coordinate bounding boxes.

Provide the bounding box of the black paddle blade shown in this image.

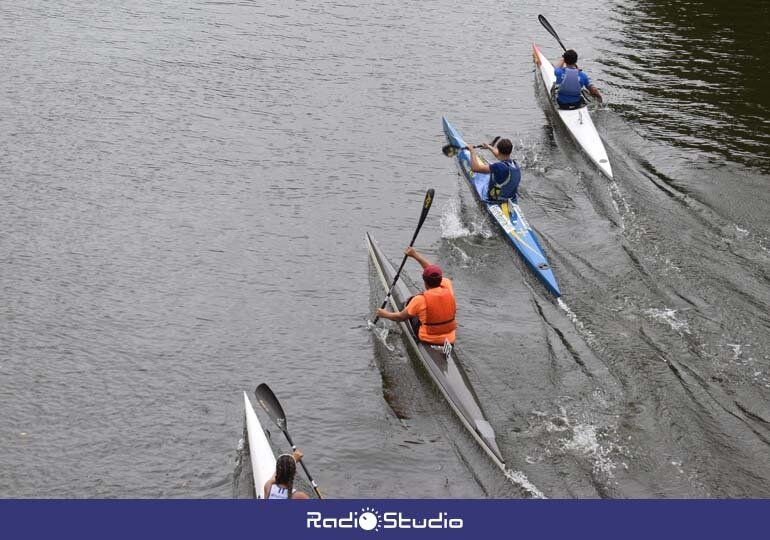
[371,188,436,325]
[538,14,567,51]
[255,383,287,431]
[537,14,553,33]
[416,188,435,235]
[490,136,501,147]
[423,188,434,212]
[442,143,459,157]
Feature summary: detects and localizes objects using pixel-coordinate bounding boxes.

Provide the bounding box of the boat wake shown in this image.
[504,469,547,499]
[440,196,494,240]
[439,198,473,239]
[557,298,596,344]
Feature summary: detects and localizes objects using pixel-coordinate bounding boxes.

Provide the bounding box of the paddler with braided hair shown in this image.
[263,450,310,500]
[376,246,457,345]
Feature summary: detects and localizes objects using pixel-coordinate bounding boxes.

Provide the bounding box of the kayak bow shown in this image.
[243,392,276,499]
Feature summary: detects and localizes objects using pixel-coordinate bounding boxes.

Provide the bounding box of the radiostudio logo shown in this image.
[306,506,463,531]
[357,507,381,531]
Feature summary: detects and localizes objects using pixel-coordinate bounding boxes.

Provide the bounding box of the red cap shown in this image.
[422,265,442,280]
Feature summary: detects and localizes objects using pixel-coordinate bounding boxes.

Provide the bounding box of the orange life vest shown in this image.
[420,284,457,337]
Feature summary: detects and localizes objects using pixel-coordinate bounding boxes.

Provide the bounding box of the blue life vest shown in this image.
[488,160,520,201]
[557,67,582,102]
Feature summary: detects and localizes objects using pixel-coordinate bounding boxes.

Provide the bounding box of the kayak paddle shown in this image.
[254,383,323,499]
[441,136,501,157]
[538,14,567,52]
[537,14,594,103]
[371,188,435,325]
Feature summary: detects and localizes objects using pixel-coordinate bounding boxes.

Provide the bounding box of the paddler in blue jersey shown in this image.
[466,138,521,202]
[554,49,604,108]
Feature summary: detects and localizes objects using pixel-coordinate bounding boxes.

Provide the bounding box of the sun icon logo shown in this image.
[358,507,381,532]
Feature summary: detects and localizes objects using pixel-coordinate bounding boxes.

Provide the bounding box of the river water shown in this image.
[1,0,768,498]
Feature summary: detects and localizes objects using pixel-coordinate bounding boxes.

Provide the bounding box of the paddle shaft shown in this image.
[282,430,323,499]
[371,189,434,324]
[442,136,501,156]
[538,14,594,103]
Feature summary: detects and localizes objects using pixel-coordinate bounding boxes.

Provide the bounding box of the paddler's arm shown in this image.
[376,307,410,322]
[263,478,274,499]
[467,145,491,173]
[587,83,604,103]
[481,142,501,159]
[405,246,431,269]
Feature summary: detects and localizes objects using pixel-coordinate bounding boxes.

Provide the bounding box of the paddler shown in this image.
[466,138,521,202]
[376,247,457,345]
[263,450,310,500]
[554,49,604,108]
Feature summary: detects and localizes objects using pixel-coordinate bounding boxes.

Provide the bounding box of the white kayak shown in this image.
[243,391,276,499]
[532,44,613,179]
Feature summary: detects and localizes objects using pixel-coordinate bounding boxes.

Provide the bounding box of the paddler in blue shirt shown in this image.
[466,138,522,202]
[554,49,604,108]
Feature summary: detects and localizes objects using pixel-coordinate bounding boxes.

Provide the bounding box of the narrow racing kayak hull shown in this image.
[244,391,276,499]
[367,233,505,469]
[532,44,613,180]
[442,117,561,298]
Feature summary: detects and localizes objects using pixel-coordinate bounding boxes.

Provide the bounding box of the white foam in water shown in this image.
[557,299,596,343]
[511,135,543,171]
[663,257,682,275]
[440,198,472,239]
[450,243,473,267]
[538,407,626,479]
[440,197,494,239]
[643,307,690,335]
[607,180,632,231]
[504,469,547,499]
[368,320,395,351]
[560,423,617,477]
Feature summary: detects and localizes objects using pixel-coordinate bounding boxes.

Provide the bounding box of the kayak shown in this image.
[243,391,276,499]
[366,232,506,470]
[532,44,613,180]
[441,117,561,298]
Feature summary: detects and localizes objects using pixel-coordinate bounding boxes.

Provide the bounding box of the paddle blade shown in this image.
[490,136,501,147]
[422,188,435,214]
[373,190,436,322]
[367,319,395,351]
[410,188,435,244]
[255,383,287,432]
[538,14,567,51]
[442,143,459,157]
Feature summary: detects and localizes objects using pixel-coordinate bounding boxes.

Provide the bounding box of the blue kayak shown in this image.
[442,117,561,297]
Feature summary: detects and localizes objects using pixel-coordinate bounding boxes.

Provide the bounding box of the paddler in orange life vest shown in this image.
[376,246,457,345]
